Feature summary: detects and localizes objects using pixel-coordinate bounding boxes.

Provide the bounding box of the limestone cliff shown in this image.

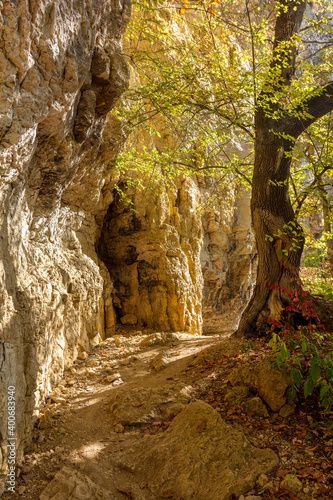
[98,177,203,334]
[97,174,256,337]
[0,0,130,487]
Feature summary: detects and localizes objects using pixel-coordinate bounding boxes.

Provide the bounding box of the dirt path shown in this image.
[3,331,220,499]
[3,330,333,499]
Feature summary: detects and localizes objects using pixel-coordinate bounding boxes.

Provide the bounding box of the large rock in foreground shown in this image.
[120,401,279,500]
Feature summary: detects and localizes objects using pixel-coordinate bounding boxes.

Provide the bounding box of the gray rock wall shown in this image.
[0,0,131,488]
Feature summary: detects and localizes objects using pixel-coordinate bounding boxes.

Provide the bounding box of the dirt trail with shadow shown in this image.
[3,332,223,499]
[3,330,333,499]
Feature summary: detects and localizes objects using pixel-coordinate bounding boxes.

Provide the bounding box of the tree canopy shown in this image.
[114,0,333,335]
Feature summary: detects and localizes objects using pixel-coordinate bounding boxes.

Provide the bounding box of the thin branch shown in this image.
[205,10,240,121]
[245,0,257,106]
[289,171,301,210]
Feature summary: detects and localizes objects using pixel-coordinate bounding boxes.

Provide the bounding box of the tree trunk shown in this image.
[321,193,333,272]
[235,0,333,337]
[236,111,305,337]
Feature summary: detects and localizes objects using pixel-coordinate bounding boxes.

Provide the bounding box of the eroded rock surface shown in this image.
[0,0,130,484]
[201,185,257,333]
[98,178,203,334]
[119,400,278,500]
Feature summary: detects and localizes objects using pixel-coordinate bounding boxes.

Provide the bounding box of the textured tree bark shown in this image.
[236,0,333,337]
[321,193,333,272]
[237,112,305,336]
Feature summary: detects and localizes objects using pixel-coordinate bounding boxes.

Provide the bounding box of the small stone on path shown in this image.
[280,474,303,493]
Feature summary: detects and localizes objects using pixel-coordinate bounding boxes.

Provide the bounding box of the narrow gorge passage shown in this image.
[1,0,333,499]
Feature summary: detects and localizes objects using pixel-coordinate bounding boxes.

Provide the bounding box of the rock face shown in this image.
[0,0,131,485]
[98,177,203,334]
[98,176,256,336]
[119,401,279,500]
[106,11,257,337]
[201,183,257,333]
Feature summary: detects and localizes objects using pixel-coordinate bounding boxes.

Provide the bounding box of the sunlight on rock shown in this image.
[78,443,105,460]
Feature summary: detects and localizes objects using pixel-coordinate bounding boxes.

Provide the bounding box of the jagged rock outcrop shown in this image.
[98,177,203,334]
[0,0,130,489]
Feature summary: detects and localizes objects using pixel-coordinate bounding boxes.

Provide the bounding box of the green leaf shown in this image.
[309,358,321,384]
[326,366,333,380]
[288,385,296,401]
[290,368,302,388]
[319,384,330,400]
[301,340,308,353]
[304,377,315,398]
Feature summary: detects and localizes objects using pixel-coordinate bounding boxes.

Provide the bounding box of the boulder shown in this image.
[279,403,295,418]
[139,332,180,347]
[243,397,269,417]
[119,401,278,500]
[229,358,291,412]
[149,351,169,371]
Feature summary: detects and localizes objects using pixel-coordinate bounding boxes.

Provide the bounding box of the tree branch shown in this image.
[283,81,333,138]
